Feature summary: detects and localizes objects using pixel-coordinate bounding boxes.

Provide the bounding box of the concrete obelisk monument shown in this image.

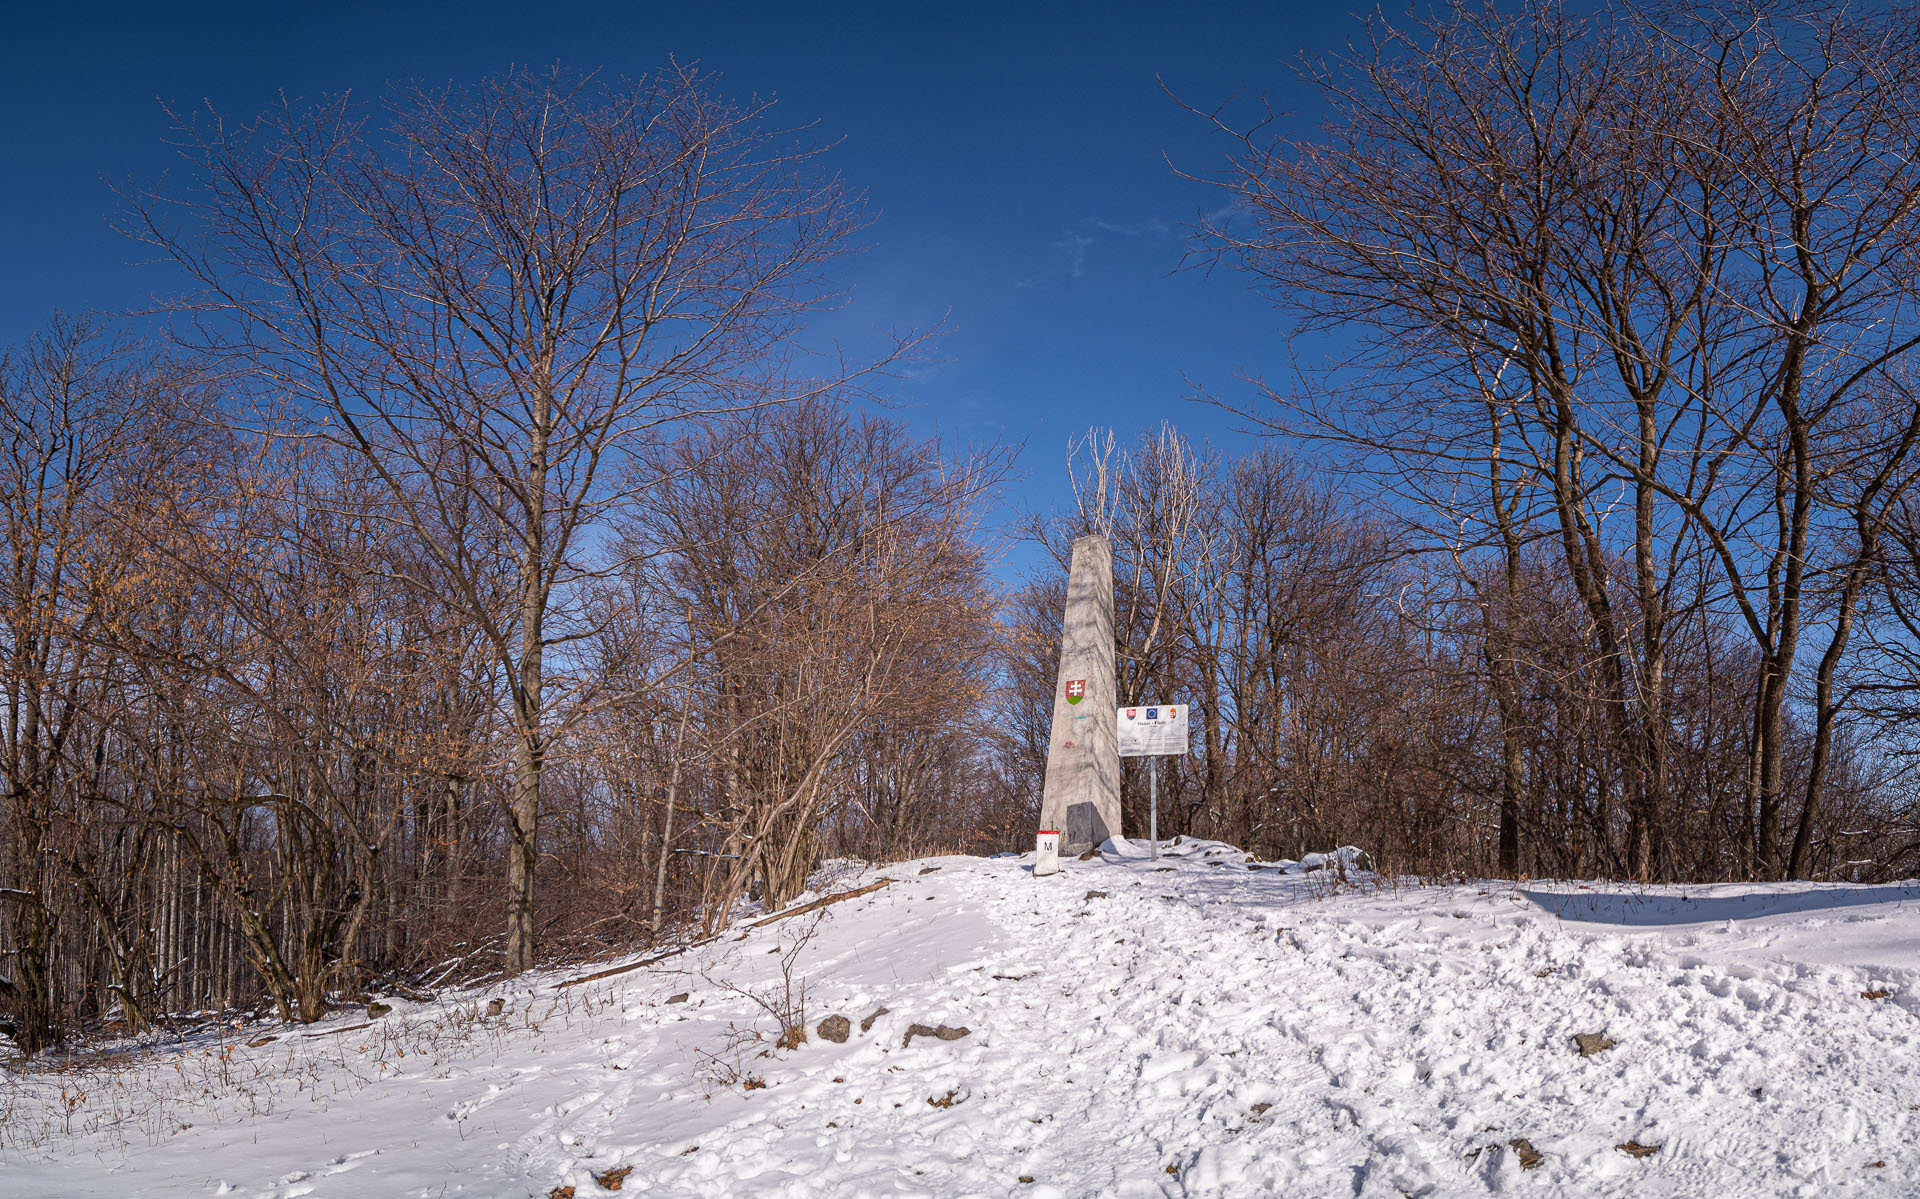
[1038,534,1122,854]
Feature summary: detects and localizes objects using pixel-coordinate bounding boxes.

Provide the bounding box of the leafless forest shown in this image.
[7,3,1920,1055]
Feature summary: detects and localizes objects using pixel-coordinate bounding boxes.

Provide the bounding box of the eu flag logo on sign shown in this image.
[1147,707,1158,720]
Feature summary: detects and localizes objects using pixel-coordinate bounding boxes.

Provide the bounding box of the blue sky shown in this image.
[0,1,1362,579]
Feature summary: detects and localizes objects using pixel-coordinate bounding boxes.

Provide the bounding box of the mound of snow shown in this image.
[1114,835,1376,876]
[1298,845,1375,874]
[3,857,1916,1197]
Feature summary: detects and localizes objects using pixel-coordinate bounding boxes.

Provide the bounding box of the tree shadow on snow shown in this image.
[1520,884,1920,926]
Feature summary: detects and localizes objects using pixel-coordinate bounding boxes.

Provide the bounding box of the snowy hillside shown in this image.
[5,841,1919,1198]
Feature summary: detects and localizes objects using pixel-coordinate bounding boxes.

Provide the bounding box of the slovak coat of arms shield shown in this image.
[1065,679,1087,705]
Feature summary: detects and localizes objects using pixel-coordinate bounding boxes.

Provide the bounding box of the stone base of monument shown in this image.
[1033,830,1062,877]
[1063,801,1111,856]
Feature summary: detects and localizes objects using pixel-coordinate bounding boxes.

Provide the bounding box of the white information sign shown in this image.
[1117,703,1188,757]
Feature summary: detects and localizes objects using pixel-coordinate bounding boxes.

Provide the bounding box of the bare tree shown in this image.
[138,65,888,971]
[0,320,195,1053]
[631,402,1001,923]
[115,441,465,1022]
[1196,0,1920,879]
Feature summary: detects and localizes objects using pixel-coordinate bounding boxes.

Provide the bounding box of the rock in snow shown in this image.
[815,1014,851,1044]
[1573,1031,1618,1057]
[2,842,1918,1198]
[901,1022,971,1048]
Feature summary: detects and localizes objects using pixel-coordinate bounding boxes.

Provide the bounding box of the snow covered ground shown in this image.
[5,839,1919,1197]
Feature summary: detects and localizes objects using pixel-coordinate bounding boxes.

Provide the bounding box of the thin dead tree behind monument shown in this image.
[136,65,883,972]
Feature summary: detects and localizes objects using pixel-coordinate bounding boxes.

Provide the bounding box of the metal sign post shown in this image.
[1118,704,1188,859]
[1149,757,1159,859]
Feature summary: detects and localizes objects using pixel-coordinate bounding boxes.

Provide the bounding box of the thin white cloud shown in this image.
[1055,231,1093,277]
[1201,201,1242,229]
[1088,217,1170,238]
[1025,216,1175,287]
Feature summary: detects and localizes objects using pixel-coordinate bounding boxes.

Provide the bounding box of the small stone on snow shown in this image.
[903,1023,970,1048]
[817,1015,851,1044]
[1574,1032,1616,1057]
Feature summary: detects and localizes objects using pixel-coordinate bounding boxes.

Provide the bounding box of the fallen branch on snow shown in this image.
[747,878,893,929]
[555,878,895,990]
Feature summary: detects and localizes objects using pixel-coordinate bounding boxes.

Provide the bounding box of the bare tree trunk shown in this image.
[651,681,693,937]
[1487,623,1525,877]
[1481,377,1528,877]
[505,733,541,976]
[1790,561,1864,880]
